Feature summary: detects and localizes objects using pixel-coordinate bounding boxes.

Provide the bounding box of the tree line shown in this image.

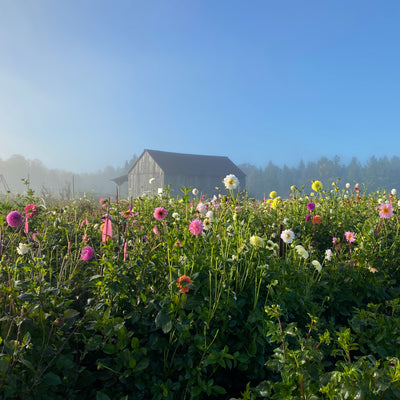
[239,155,400,199]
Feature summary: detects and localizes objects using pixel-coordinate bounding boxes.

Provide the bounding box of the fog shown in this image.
[0,154,138,199]
[2,153,400,201]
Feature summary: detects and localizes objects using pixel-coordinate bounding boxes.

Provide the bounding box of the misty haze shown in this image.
[2,153,400,200]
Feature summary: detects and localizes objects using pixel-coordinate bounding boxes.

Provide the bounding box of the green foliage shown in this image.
[1,178,400,398]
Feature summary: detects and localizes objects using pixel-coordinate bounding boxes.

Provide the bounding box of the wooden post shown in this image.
[279,224,285,258]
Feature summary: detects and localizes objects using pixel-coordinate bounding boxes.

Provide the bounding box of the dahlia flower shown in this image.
[312,215,322,225]
[295,245,309,259]
[6,211,23,227]
[17,243,30,255]
[196,202,206,215]
[81,246,94,261]
[250,235,264,247]
[325,249,332,261]
[223,174,239,190]
[378,203,393,219]
[177,275,192,293]
[24,204,37,218]
[311,180,323,192]
[312,260,322,272]
[189,219,203,236]
[153,207,167,221]
[307,202,315,211]
[344,231,356,243]
[280,229,295,244]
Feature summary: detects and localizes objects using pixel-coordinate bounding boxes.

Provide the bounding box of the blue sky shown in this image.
[1,1,400,173]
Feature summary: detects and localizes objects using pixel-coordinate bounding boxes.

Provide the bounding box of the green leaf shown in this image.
[212,385,227,394]
[131,337,139,350]
[42,372,62,386]
[191,386,203,397]
[0,356,10,373]
[255,380,272,397]
[135,358,149,371]
[103,343,116,354]
[248,340,257,356]
[63,309,80,319]
[96,391,112,400]
[155,308,173,333]
[129,358,136,369]
[22,332,31,346]
[19,358,35,371]
[90,275,104,281]
[184,294,203,310]
[17,293,34,301]
[113,322,125,331]
[55,354,75,371]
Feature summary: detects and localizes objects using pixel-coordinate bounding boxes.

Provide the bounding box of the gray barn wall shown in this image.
[128,152,164,197]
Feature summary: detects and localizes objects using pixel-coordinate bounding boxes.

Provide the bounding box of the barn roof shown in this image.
[133,149,246,179]
[111,174,128,186]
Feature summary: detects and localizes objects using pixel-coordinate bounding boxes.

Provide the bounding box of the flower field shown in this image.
[1,177,400,399]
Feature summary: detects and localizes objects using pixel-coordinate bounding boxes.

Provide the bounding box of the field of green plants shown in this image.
[1,176,400,399]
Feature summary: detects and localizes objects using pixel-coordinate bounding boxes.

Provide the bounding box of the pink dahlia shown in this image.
[81,246,94,261]
[378,203,393,219]
[189,219,204,236]
[344,231,356,243]
[24,204,37,218]
[153,207,167,221]
[6,211,23,227]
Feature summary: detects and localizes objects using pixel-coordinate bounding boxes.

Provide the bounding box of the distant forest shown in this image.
[240,155,400,199]
[1,154,400,200]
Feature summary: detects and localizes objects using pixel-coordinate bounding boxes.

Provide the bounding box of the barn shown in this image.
[119,149,246,198]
